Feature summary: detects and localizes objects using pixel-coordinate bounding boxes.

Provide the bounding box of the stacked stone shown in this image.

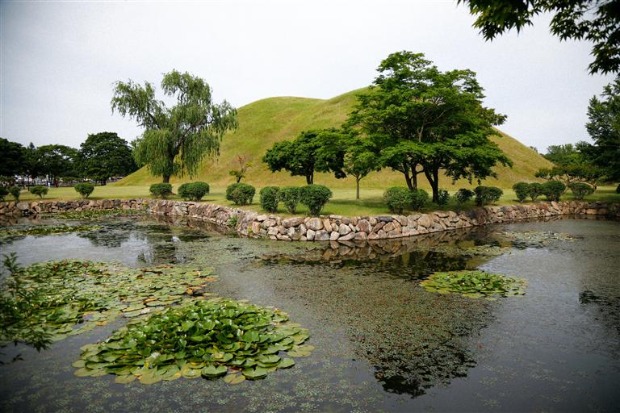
[1,199,617,241]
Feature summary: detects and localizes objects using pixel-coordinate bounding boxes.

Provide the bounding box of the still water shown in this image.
[0,216,618,412]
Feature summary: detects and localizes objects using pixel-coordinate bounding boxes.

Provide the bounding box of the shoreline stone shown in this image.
[1,199,618,242]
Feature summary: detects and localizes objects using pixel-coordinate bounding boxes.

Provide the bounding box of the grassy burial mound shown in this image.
[115,89,553,192]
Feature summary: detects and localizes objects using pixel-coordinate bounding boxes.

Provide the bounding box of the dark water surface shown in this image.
[0,216,618,412]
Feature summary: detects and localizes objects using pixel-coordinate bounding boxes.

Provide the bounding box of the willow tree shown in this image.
[111,70,237,183]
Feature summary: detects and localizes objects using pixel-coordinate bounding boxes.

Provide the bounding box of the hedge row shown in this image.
[258,185,332,216]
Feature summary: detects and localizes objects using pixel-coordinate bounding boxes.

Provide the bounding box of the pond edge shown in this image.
[1,199,618,242]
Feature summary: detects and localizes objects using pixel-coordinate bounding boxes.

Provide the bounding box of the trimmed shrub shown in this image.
[475,186,503,206]
[149,183,172,199]
[383,187,410,214]
[226,183,255,205]
[541,181,566,202]
[512,182,530,203]
[528,182,544,201]
[29,186,48,199]
[455,188,474,205]
[0,187,8,201]
[178,181,210,201]
[278,187,301,214]
[410,188,429,211]
[300,184,332,216]
[9,186,21,201]
[616,184,620,194]
[75,182,95,199]
[259,186,280,213]
[435,189,450,206]
[568,182,595,200]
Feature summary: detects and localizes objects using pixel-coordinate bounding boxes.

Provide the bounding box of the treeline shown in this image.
[0,132,137,187]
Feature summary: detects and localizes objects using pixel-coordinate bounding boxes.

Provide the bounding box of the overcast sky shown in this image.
[1,0,615,153]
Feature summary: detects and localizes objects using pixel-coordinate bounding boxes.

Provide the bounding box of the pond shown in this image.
[0,215,618,412]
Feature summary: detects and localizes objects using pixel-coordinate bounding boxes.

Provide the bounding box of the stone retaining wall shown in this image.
[1,198,618,242]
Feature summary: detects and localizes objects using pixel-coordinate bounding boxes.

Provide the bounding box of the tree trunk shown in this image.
[424,168,440,203]
[163,175,171,183]
[306,173,313,185]
[356,177,361,200]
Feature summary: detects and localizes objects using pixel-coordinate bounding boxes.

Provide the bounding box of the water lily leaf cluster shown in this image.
[74,298,311,384]
[420,270,526,299]
[0,259,215,350]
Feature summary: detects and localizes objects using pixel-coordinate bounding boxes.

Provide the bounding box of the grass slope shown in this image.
[115,89,553,193]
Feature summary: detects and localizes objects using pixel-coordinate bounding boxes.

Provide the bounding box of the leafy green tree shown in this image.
[22,143,44,186]
[0,138,25,180]
[347,51,511,202]
[581,78,620,181]
[543,144,583,165]
[111,70,238,183]
[536,142,604,187]
[37,144,79,186]
[263,129,346,184]
[77,132,137,185]
[458,0,620,74]
[343,134,379,200]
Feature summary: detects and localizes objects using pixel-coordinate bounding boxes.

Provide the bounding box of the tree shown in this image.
[536,142,603,187]
[228,154,252,183]
[263,129,346,184]
[111,70,237,183]
[458,0,620,74]
[0,138,25,180]
[22,143,44,186]
[37,144,78,186]
[342,134,379,200]
[347,51,511,202]
[77,132,137,185]
[582,77,620,181]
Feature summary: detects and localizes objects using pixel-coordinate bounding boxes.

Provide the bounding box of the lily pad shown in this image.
[201,364,228,378]
[223,373,246,384]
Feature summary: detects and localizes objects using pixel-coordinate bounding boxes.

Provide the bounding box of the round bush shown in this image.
[75,183,95,199]
[383,187,410,214]
[528,182,544,201]
[259,186,280,213]
[8,186,21,201]
[435,189,450,206]
[278,187,301,214]
[455,188,474,205]
[541,181,566,202]
[300,184,332,216]
[568,182,595,200]
[410,188,429,211]
[0,187,9,202]
[512,182,531,203]
[29,186,49,199]
[616,184,620,194]
[474,186,503,206]
[149,183,172,199]
[226,183,255,205]
[178,181,210,201]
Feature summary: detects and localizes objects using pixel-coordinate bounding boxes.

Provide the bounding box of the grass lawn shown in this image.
[8,184,619,218]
